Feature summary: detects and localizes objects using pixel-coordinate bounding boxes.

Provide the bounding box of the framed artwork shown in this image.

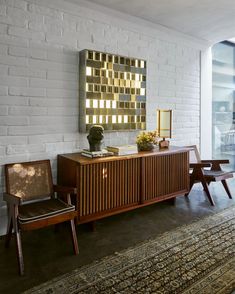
[79,49,146,132]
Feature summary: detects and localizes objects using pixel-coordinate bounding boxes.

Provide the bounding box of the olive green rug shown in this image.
[24,206,235,294]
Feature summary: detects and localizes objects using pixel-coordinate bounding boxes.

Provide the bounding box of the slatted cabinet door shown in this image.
[141,151,189,203]
[78,158,140,221]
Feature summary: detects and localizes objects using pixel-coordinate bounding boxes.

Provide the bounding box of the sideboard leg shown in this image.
[165,197,176,205]
[90,221,96,232]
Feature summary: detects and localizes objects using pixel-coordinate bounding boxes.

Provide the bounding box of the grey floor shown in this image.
[0,181,235,294]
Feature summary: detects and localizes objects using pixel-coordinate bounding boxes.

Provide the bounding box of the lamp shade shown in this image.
[156,109,172,138]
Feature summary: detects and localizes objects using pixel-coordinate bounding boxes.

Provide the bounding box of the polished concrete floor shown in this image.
[0,181,235,294]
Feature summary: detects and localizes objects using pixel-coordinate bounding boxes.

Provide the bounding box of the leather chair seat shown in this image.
[18,199,75,223]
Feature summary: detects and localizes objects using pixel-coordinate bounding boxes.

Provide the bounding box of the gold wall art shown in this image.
[79,49,146,132]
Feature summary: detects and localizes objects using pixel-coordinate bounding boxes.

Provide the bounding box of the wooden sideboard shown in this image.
[57,146,189,224]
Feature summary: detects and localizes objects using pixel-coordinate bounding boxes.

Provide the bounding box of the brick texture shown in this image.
[0,0,203,235]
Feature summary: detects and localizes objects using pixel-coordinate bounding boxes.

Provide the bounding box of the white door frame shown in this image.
[200,47,212,159]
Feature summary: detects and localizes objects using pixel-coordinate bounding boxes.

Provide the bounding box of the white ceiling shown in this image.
[70,0,235,44]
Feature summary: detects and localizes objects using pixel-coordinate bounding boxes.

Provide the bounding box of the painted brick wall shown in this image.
[0,0,207,234]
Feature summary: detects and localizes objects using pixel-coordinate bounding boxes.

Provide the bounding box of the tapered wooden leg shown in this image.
[185,176,194,197]
[70,219,79,255]
[66,193,78,255]
[13,224,24,275]
[15,228,24,276]
[221,180,232,199]
[5,204,13,248]
[201,179,215,206]
[90,221,96,232]
[5,217,13,248]
[12,206,24,276]
[203,181,211,190]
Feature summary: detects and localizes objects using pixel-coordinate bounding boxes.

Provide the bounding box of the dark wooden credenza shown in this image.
[57,146,189,224]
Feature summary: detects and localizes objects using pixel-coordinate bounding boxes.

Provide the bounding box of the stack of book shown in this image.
[81,149,114,158]
[106,145,138,156]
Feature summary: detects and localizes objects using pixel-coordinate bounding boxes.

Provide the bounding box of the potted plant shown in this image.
[136,131,159,151]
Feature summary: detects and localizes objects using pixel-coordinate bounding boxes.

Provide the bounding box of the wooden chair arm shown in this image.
[53,185,77,194]
[201,159,229,164]
[190,163,211,168]
[3,192,22,205]
[53,185,77,204]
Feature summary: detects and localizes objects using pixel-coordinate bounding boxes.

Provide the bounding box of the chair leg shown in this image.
[70,219,79,255]
[203,181,211,190]
[5,217,13,248]
[221,180,232,199]
[5,203,14,248]
[201,180,215,206]
[185,177,194,197]
[15,228,24,276]
[12,208,24,276]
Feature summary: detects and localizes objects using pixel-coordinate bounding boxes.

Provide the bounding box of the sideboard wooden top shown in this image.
[58,146,190,165]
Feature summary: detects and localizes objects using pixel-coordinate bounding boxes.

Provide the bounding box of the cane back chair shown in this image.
[4,159,79,275]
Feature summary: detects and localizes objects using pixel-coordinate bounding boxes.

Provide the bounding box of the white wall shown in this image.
[0,0,208,235]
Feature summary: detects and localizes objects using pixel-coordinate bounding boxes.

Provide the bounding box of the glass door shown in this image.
[212,41,235,169]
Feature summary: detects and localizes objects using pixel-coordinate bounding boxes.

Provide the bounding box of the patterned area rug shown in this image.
[24,206,235,294]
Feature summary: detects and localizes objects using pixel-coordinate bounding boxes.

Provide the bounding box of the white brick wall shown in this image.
[0,0,208,235]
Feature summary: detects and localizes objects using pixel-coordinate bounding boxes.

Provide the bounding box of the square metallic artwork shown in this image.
[79,49,146,132]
